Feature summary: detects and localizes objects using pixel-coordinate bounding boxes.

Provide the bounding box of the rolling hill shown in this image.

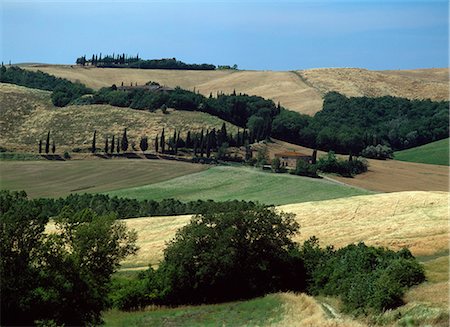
[23,65,449,115]
[114,191,448,269]
[394,138,449,166]
[0,83,238,152]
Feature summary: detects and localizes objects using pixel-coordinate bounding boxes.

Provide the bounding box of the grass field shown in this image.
[103,292,364,327]
[106,166,373,205]
[0,159,206,198]
[24,65,449,116]
[394,138,449,166]
[0,83,237,152]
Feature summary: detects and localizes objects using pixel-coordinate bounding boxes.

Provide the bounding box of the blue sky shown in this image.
[1,0,448,70]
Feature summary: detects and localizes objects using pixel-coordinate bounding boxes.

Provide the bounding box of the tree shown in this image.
[140,136,148,153]
[45,131,50,154]
[0,192,138,326]
[160,128,165,154]
[156,206,303,305]
[38,140,42,154]
[104,136,109,153]
[111,135,115,154]
[121,129,128,152]
[52,140,56,154]
[91,130,97,153]
[116,136,121,153]
[271,157,282,173]
[186,131,192,148]
[205,131,211,158]
[155,135,159,153]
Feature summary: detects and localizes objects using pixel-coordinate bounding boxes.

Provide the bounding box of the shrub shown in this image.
[362,144,394,160]
[63,151,71,159]
[292,159,319,178]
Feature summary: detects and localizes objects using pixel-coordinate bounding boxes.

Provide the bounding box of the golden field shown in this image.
[24,65,449,115]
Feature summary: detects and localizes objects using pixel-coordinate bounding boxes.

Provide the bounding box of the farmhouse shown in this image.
[117,84,174,92]
[274,151,313,168]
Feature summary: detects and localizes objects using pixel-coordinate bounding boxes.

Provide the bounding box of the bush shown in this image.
[292,159,319,178]
[63,151,71,159]
[361,144,394,159]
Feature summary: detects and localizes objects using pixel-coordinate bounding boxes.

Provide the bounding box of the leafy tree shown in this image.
[361,144,394,160]
[0,192,138,326]
[271,157,283,173]
[152,206,303,304]
[121,129,128,153]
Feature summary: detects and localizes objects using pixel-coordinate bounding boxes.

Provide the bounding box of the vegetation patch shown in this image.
[103,294,283,327]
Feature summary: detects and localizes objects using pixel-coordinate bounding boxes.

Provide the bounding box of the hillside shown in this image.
[0,83,238,152]
[394,138,449,166]
[23,65,449,115]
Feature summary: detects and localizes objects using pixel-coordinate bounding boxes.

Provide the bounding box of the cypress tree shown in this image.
[38,140,42,154]
[193,137,198,157]
[175,131,180,155]
[161,128,165,154]
[206,131,211,158]
[45,131,50,154]
[116,136,120,153]
[140,136,148,153]
[155,135,159,153]
[104,137,109,154]
[51,140,56,154]
[172,130,177,152]
[200,129,205,157]
[111,135,115,154]
[186,131,192,148]
[121,129,128,152]
[91,130,97,153]
[312,149,317,164]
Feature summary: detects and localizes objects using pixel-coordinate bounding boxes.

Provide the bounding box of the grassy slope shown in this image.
[0,83,238,152]
[24,65,449,116]
[394,138,449,166]
[103,292,365,327]
[104,294,285,327]
[106,166,372,205]
[0,159,206,198]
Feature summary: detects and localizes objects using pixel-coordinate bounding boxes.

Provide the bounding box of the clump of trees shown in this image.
[111,206,425,315]
[301,237,425,314]
[316,151,368,177]
[0,190,138,326]
[76,54,216,70]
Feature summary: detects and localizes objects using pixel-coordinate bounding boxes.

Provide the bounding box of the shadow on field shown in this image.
[41,154,65,161]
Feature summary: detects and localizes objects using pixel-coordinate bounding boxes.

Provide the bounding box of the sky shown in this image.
[1,0,448,71]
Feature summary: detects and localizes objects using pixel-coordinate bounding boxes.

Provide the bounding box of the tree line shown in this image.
[3,66,448,156]
[76,54,216,70]
[19,190,259,219]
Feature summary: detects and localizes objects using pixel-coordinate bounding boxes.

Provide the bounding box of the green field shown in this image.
[107,166,373,205]
[104,294,284,327]
[395,138,449,166]
[0,159,206,198]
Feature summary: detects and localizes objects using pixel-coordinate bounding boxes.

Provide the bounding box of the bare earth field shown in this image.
[23,65,448,115]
